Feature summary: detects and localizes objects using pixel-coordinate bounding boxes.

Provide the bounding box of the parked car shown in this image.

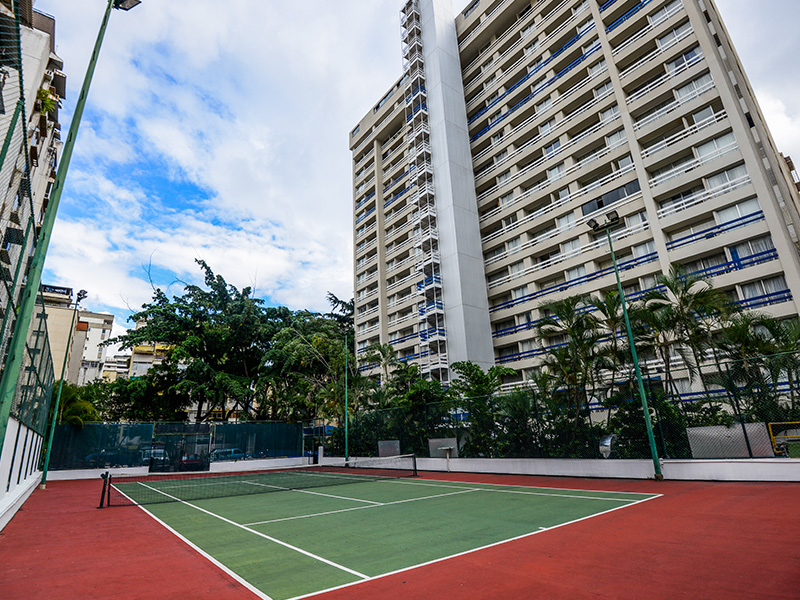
[138,448,169,467]
[210,448,245,462]
[179,453,207,471]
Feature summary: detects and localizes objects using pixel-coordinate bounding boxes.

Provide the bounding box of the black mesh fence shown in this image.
[49,421,304,471]
[329,354,800,460]
[49,423,154,470]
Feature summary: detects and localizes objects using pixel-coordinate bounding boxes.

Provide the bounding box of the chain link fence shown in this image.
[49,421,303,471]
[328,354,800,460]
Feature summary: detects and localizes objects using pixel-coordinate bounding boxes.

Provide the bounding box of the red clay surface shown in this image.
[1,473,799,600]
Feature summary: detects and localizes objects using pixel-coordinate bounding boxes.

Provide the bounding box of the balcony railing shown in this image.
[612,1,684,57]
[648,141,738,188]
[633,77,715,131]
[641,110,727,159]
[625,52,704,106]
[489,251,658,313]
[666,210,763,251]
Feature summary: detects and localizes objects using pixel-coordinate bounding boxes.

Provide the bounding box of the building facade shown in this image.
[0,1,65,530]
[350,0,800,385]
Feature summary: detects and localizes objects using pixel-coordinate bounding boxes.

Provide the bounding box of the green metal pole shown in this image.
[0,0,116,456]
[39,295,82,488]
[344,338,349,463]
[606,227,663,479]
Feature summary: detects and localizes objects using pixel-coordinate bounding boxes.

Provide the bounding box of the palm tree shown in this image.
[537,295,601,428]
[644,264,733,396]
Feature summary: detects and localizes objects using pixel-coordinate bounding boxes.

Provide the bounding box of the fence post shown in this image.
[725,363,753,458]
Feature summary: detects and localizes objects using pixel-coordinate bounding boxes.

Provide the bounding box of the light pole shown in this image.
[40,289,87,489]
[587,211,662,479]
[0,0,143,469]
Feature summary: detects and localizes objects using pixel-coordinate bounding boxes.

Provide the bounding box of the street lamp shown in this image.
[0,0,143,476]
[40,289,88,489]
[588,212,663,479]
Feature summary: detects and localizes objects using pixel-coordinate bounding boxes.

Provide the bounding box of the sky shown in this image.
[33,0,800,346]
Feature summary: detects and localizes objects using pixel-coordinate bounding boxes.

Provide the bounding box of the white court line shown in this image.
[242,481,382,505]
[136,482,369,580]
[113,486,275,600]
[244,488,477,526]
[384,478,651,503]
[285,493,662,600]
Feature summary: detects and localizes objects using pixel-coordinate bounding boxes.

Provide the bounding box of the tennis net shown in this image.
[100,454,417,507]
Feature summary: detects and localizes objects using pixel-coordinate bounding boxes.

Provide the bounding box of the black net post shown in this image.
[98,471,109,509]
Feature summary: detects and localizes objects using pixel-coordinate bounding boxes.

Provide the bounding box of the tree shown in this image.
[111,260,283,421]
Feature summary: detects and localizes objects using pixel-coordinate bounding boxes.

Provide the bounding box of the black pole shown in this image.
[98,471,108,509]
[725,363,753,458]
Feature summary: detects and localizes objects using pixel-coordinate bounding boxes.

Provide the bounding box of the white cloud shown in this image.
[32,0,800,329]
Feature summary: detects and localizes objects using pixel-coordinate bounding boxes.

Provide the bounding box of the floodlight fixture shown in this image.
[114,0,141,10]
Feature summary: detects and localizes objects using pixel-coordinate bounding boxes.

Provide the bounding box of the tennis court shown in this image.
[102,457,658,600]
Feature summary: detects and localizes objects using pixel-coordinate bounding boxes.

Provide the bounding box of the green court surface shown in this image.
[117,476,657,600]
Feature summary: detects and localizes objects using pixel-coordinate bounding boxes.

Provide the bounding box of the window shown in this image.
[594,81,613,98]
[512,285,529,299]
[488,270,506,284]
[497,170,511,184]
[740,275,788,299]
[463,0,479,18]
[537,98,553,114]
[640,273,658,290]
[485,245,504,261]
[576,18,593,34]
[684,253,726,274]
[566,265,586,281]
[561,238,580,255]
[588,59,606,76]
[669,219,715,241]
[491,132,505,145]
[606,130,626,147]
[520,339,536,353]
[554,187,570,201]
[716,198,760,223]
[695,132,735,158]
[509,260,525,276]
[499,191,515,206]
[617,155,634,170]
[351,125,360,137]
[544,140,561,157]
[706,164,748,189]
[557,211,576,229]
[485,91,500,106]
[502,213,518,228]
[657,22,692,48]
[649,0,682,25]
[547,163,565,181]
[494,149,508,164]
[632,240,656,258]
[691,105,715,125]
[676,73,713,100]
[524,40,539,55]
[484,75,497,89]
[481,59,494,73]
[507,236,522,251]
[730,235,774,259]
[627,210,648,228]
[600,104,620,122]
[489,109,503,123]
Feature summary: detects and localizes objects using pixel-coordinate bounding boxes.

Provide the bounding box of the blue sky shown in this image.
[33,0,800,344]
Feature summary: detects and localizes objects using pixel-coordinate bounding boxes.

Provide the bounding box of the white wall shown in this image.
[0,418,44,531]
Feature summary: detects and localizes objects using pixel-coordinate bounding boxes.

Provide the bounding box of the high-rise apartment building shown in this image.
[350,0,800,385]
